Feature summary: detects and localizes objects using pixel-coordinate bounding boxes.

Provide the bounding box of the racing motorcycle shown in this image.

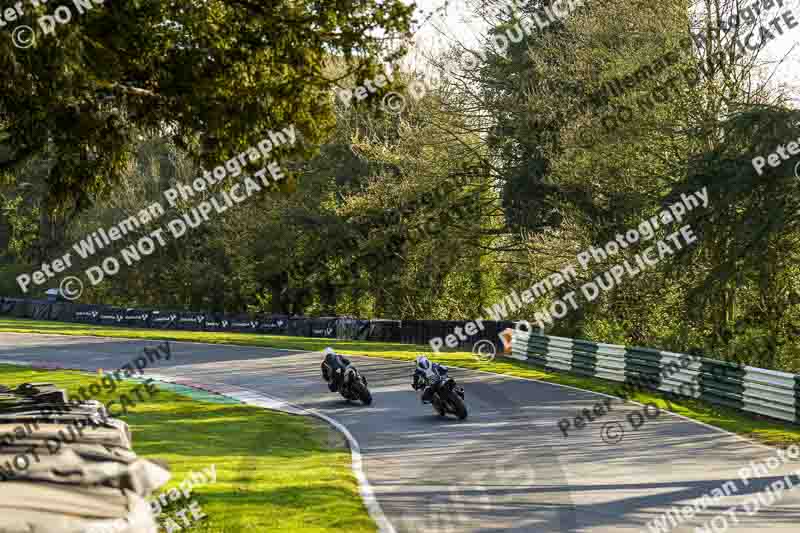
[322,361,373,406]
[415,367,468,420]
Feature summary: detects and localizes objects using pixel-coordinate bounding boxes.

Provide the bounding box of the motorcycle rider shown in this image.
[321,347,352,392]
[412,355,449,404]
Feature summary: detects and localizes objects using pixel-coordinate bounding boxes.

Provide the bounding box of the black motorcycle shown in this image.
[416,369,468,420]
[322,362,373,405]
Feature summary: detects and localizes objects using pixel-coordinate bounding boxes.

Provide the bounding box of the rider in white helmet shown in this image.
[321,347,351,392]
[412,355,449,403]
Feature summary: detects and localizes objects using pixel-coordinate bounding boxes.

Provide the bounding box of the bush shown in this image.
[0,263,37,297]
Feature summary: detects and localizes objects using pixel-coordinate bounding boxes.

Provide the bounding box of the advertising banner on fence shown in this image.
[257,315,289,334]
[0,297,510,347]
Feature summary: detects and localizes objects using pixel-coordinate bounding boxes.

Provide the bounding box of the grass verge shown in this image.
[1,317,799,448]
[0,362,375,533]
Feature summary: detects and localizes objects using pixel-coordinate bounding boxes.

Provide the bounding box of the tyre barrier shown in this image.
[0,381,170,532]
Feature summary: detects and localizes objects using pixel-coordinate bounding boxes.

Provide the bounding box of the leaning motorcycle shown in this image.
[418,372,468,420]
[326,365,373,406]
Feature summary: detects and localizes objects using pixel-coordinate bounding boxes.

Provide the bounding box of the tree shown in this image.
[0,0,414,258]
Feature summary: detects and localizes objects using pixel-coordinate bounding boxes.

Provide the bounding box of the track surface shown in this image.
[1,332,799,532]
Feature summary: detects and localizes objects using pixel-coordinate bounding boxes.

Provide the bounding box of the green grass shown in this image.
[0,362,374,533]
[2,317,800,448]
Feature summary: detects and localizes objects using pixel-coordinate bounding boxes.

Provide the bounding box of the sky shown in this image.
[407,0,800,103]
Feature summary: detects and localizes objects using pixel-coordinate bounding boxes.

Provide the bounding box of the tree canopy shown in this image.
[3,0,800,372]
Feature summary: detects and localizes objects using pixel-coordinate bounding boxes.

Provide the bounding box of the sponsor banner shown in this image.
[97,307,128,326]
[31,301,52,320]
[123,308,152,327]
[0,297,508,346]
[176,312,206,331]
[228,315,259,333]
[148,310,180,329]
[310,317,338,338]
[72,304,103,323]
[202,314,232,331]
[256,315,289,334]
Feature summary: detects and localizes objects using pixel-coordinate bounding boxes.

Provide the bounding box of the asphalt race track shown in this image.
[1,332,799,532]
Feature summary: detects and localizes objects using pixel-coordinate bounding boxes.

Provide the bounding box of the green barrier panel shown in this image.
[796,375,800,423]
[571,340,599,378]
[700,360,746,410]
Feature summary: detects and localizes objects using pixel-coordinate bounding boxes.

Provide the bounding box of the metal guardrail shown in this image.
[511,330,799,424]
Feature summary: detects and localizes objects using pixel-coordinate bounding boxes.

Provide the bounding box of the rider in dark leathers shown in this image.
[321,347,352,392]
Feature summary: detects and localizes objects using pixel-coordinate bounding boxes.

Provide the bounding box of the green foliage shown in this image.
[0,0,414,259]
[0,264,33,297]
[2,0,800,374]
[457,0,800,372]
[0,193,39,261]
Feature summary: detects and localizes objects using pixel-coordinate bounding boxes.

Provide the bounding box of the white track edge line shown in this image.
[178,382,397,533]
[304,407,396,533]
[0,358,395,533]
[337,353,785,453]
[1,331,786,453]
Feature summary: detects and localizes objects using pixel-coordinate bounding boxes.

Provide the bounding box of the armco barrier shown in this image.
[512,329,799,424]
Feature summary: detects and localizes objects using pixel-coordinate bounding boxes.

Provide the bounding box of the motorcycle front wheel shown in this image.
[352,381,373,406]
[444,389,468,420]
[432,396,446,416]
